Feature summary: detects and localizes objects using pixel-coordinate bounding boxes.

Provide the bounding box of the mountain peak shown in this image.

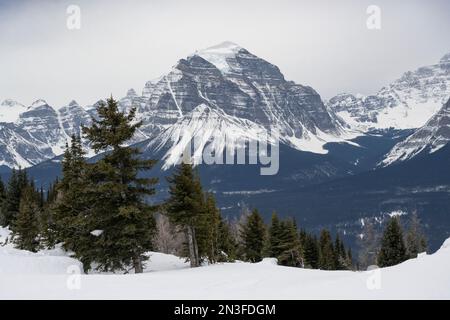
[1,99,22,107]
[440,52,450,64]
[68,100,79,106]
[126,88,137,97]
[195,41,245,73]
[30,99,48,109]
[202,41,242,52]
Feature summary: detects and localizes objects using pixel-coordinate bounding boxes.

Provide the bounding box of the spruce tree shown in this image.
[346,248,353,270]
[166,163,204,267]
[12,185,40,252]
[333,234,346,270]
[318,229,335,270]
[241,209,266,262]
[53,136,94,269]
[38,180,59,249]
[82,97,158,273]
[358,219,380,269]
[267,212,283,257]
[377,217,407,267]
[277,219,302,267]
[216,215,237,262]
[1,169,25,227]
[302,233,319,269]
[0,178,6,225]
[405,212,427,258]
[197,193,220,263]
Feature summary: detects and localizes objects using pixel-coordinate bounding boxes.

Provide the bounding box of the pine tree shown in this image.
[405,212,427,258]
[197,193,220,263]
[1,169,28,227]
[358,219,380,269]
[277,219,302,267]
[241,209,266,262]
[216,215,237,262]
[267,212,283,257]
[53,136,94,270]
[346,248,353,270]
[166,163,204,267]
[0,178,6,225]
[12,185,40,252]
[377,217,407,267]
[333,234,344,270]
[37,180,59,248]
[318,229,335,270]
[302,233,319,269]
[82,97,158,273]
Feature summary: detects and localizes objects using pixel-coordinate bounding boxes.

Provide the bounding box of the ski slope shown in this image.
[0,227,449,299]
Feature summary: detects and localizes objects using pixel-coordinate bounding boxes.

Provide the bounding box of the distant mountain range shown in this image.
[1,43,449,170]
[327,53,450,131]
[1,42,449,250]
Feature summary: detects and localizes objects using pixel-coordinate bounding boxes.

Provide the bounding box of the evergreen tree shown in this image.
[241,209,266,262]
[318,229,335,270]
[346,248,353,270]
[37,180,60,248]
[333,234,344,270]
[358,219,380,269]
[12,185,40,252]
[197,193,220,263]
[166,163,204,267]
[82,97,158,273]
[405,212,427,259]
[1,169,28,227]
[0,178,6,225]
[302,233,319,269]
[216,215,237,262]
[276,219,302,267]
[46,179,59,204]
[53,136,94,269]
[267,212,283,257]
[377,217,407,267]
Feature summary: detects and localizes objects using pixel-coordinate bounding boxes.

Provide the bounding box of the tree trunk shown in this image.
[133,255,143,273]
[192,227,200,266]
[187,225,199,267]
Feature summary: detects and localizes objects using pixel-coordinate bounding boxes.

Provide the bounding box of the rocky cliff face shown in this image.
[382,98,450,165]
[0,42,350,168]
[138,42,351,166]
[327,53,450,131]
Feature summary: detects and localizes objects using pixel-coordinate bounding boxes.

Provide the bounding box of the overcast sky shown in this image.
[0,0,449,107]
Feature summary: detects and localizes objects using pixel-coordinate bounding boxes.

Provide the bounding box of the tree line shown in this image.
[358,213,427,269]
[0,97,427,273]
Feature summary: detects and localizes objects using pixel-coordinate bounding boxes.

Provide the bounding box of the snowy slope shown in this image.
[0,99,26,123]
[382,98,450,165]
[1,227,449,299]
[327,53,450,131]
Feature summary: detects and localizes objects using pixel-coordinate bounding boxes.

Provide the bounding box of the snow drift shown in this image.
[0,227,449,299]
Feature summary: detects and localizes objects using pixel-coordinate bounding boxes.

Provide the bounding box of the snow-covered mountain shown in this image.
[0,42,351,169]
[327,53,450,131]
[0,99,27,123]
[139,41,353,167]
[2,43,448,169]
[382,98,450,165]
[0,99,90,168]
